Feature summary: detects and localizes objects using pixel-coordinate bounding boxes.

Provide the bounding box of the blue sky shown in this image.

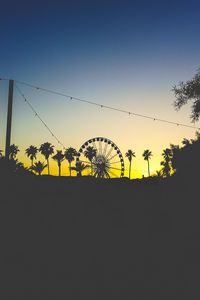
[1,0,200,80]
[1,0,200,176]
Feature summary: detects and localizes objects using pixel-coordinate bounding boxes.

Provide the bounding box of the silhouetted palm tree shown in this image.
[170,144,180,172]
[8,144,19,160]
[93,166,110,178]
[39,142,54,175]
[142,149,153,177]
[84,146,97,175]
[70,161,89,176]
[64,147,77,176]
[182,138,191,147]
[160,148,172,177]
[195,131,200,140]
[156,170,162,178]
[0,149,2,158]
[31,161,47,176]
[52,150,65,176]
[125,149,136,179]
[25,145,38,167]
[0,157,28,175]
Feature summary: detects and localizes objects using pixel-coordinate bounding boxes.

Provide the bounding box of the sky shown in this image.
[1,0,200,177]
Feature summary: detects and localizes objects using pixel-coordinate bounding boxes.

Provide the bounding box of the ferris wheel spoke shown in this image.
[108,169,117,177]
[92,141,97,151]
[105,147,113,159]
[103,142,108,156]
[109,166,121,171]
[109,160,121,165]
[106,172,110,178]
[96,142,101,156]
[99,141,102,155]
[92,141,99,157]
[108,153,118,161]
[105,144,114,158]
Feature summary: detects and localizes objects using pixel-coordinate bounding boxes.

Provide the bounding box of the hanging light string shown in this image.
[0,78,10,81]
[5,78,200,131]
[15,84,66,150]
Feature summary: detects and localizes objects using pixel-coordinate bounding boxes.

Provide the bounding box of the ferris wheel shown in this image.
[76,137,125,178]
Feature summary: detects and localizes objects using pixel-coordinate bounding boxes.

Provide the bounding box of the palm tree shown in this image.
[0,149,2,158]
[64,147,77,176]
[170,144,180,172]
[84,146,97,175]
[39,142,54,175]
[1,157,28,175]
[1,156,17,172]
[156,170,162,178]
[125,149,136,179]
[195,131,200,140]
[160,148,172,177]
[25,145,38,167]
[31,161,47,176]
[8,144,19,160]
[182,138,191,147]
[142,149,153,177]
[52,150,65,176]
[70,161,90,177]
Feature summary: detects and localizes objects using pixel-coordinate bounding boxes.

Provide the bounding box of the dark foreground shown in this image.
[1,174,200,299]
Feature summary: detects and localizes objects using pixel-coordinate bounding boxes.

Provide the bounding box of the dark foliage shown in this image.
[173,69,200,121]
[0,157,32,177]
[171,132,200,177]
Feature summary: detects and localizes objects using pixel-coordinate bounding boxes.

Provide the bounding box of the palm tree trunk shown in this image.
[129,160,132,179]
[148,159,150,177]
[47,158,50,175]
[90,160,93,176]
[58,164,61,176]
[69,162,71,176]
[31,158,33,168]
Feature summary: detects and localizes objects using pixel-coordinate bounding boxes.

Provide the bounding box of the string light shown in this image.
[2,78,200,131]
[15,85,66,150]
[0,78,10,81]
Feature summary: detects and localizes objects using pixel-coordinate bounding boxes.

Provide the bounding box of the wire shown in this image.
[0,78,197,131]
[15,84,66,150]
[15,79,200,130]
[0,78,10,81]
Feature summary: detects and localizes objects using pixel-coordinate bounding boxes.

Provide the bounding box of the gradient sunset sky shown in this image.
[1,0,200,177]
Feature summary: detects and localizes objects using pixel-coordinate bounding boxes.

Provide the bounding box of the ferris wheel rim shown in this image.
[76,137,125,178]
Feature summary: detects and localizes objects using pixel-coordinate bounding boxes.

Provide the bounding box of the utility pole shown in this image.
[5,80,14,160]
